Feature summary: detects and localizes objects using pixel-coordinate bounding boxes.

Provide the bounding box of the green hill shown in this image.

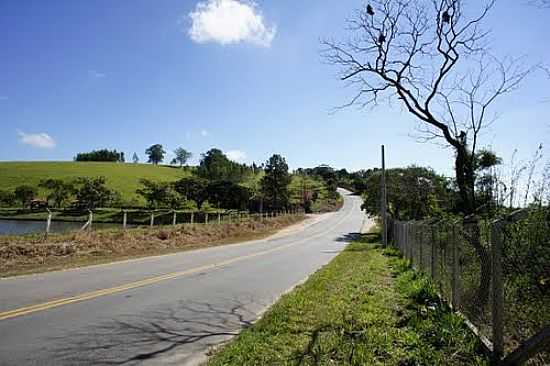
[0,162,189,206]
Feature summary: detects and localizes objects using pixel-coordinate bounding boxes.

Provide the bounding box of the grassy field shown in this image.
[207,232,488,365]
[0,161,189,205]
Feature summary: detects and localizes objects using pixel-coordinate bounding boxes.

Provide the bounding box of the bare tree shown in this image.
[323,0,533,305]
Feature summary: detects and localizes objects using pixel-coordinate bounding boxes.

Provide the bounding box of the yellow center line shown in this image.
[0,200,356,322]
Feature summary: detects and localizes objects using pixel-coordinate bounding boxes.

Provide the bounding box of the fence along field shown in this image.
[389,209,550,365]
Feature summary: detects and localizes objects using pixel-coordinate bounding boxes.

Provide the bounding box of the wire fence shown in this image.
[390,210,550,365]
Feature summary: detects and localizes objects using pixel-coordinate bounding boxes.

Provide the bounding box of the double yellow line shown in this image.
[0,199,356,322]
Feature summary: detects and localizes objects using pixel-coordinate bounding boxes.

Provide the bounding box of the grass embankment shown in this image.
[207,232,488,365]
[0,161,188,206]
[0,215,305,278]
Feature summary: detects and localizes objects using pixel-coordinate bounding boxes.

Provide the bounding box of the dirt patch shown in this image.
[0,215,305,278]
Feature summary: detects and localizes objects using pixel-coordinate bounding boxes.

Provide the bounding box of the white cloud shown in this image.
[188,0,276,47]
[17,131,56,149]
[226,149,247,162]
[88,70,106,79]
[200,129,209,137]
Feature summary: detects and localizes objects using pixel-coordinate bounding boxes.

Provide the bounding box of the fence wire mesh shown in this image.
[391,211,549,365]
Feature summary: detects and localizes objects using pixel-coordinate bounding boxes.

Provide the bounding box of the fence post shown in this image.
[491,220,505,363]
[149,212,155,227]
[45,208,52,237]
[218,212,221,224]
[190,212,194,224]
[451,224,461,310]
[172,210,177,226]
[205,213,209,224]
[123,210,128,230]
[88,210,93,231]
[419,225,424,271]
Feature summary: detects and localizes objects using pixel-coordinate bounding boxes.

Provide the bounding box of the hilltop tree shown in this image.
[261,154,291,210]
[198,149,241,182]
[145,144,165,165]
[74,149,124,162]
[39,179,75,208]
[171,147,192,167]
[132,152,139,164]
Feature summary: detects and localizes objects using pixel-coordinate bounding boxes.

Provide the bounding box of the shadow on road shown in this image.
[53,298,264,365]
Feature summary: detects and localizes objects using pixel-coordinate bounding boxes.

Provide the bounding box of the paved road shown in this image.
[0,190,366,365]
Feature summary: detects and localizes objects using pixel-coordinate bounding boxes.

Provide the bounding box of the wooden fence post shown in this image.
[45,209,52,237]
[88,210,93,231]
[150,212,154,227]
[205,213,209,224]
[123,210,127,230]
[218,212,221,224]
[172,211,177,226]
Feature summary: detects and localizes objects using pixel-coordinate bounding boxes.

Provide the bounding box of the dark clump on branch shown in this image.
[367,4,375,16]
[442,10,450,23]
[378,34,386,43]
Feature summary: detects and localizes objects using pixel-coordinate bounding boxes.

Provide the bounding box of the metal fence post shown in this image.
[491,220,505,363]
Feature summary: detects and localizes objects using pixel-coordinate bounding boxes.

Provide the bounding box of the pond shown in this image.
[0,219,125,236]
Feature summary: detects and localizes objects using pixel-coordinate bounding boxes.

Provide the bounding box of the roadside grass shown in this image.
[0,215,305,278]
[0,161,189,206]
[207,231,488,365]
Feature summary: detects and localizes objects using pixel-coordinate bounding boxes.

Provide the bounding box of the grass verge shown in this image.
[0,215,305,278]
[207,231,488,365]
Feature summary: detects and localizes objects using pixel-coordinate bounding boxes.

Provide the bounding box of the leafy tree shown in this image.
[74,149,125,162]
[74,177,113,209]
[171,148,192,167]
[136,179,181,209]
[361,166,452,221]
[0,189,16,207]
[39,179,75,208]
[132,152,139,164]
[14,185,38,208]
[173,176,208,208]
[206,181,251,210]
[197,148,253,182]
[261,154,291,210]
[145,144,166,165]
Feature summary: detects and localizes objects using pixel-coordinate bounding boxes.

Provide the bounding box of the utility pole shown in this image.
[381,145,388,247]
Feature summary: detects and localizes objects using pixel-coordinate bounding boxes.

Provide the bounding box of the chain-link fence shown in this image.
[390,210,550,365]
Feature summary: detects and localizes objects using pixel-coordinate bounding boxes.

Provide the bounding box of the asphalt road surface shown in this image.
[0,190,367,365]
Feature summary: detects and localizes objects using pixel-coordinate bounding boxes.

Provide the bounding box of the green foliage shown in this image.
[14,185,37,208]
[145,144,166,165]
[197,148,252,182]
[136,179,182,209]
[361,166,452,220]
[261,154,291,210]
[74,177,114,209]
[38,178,75,208]
[173,176,208,208]
[205,180,251,210]
[288,175,327,213]
[74,149,125,162]
[171,147,192,167]
[0,190,16,207]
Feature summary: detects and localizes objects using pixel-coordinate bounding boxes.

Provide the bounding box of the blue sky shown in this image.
[1,0,548,175]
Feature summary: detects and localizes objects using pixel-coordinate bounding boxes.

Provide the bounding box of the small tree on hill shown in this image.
[132,152,139,164]
[171,147,192,167]
[145,144,165,165]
